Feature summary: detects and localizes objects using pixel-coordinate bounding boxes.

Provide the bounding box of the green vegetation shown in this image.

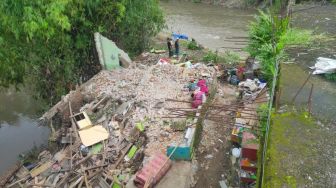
[263,112,319,187]
[202,50,240,66]
[281,28,314,46]
[222,51,241,66]
[324,73,336,81]
[255,103,269,186]
[203,51,219,63]
[0,0,164,105]
[281,28,328,47]
[187,40,201,50]
[246,10,289,83]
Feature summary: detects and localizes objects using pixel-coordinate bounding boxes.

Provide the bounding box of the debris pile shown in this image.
[4,62,215,187]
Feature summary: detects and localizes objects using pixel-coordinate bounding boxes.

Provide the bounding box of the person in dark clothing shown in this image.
[167,38,173,58]
[174,38,180,57]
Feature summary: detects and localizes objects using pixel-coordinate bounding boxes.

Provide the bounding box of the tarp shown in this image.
[94,33,132,70]
[310,57,336,75]
[172,33,188,40]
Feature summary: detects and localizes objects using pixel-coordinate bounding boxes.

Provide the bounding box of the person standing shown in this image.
[167,38,173,58]
[174,38,180,57]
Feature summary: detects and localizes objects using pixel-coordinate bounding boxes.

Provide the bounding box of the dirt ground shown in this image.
[192,83,240,188]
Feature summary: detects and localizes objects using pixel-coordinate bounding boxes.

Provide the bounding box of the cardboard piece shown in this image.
[74,112,92,130]
[78,125,109,147]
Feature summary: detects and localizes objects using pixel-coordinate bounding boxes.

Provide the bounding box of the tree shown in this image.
[0,0,164,105]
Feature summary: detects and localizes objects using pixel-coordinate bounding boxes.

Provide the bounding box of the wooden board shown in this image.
[78,125,109,147]
[30,160,53,178]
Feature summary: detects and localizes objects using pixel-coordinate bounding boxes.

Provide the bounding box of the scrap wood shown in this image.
[30,160,54,178]
[55,172,71,187]
[69,176,83,188]
[6,175,29,188]
[84,164,108,171]
[78,152,91,188]
[90,96,109,112]
[27,184,55,187]
[74,154,92,168]
[55,154,92,186]
[68,174,82,185]
[88,169,103,181]
[0,162,22,187]
[112,143,133,169]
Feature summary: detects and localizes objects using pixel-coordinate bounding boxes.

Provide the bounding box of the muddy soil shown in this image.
[192,84,240,188]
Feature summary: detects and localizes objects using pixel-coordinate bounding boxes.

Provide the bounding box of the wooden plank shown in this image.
[30,160,54,178]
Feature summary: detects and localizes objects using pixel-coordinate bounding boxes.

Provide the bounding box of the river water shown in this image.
[161,1,255,54]
[280,5,336,121]
[162,1,336,122]
[0,90,50,175]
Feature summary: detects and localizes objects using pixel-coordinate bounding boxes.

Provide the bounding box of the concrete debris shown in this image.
[219,180,228,188]
[204,154,214,159]
[4,52,216,187]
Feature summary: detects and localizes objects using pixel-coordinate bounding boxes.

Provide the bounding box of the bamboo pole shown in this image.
[291,73,312,104]
[308,84,314,116]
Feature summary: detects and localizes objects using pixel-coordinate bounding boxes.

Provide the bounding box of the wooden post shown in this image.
[308,84,314,116]
[291,73,312,104]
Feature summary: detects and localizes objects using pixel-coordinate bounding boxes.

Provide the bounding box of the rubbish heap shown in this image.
[4,62,215,188]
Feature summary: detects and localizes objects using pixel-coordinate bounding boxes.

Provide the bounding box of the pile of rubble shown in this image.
[4,62,215,187]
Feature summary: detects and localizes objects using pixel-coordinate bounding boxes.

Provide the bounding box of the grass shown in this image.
[323,73,336,81]
[202,50,241,66]
[281,28,328,47]
[263,112,319,188]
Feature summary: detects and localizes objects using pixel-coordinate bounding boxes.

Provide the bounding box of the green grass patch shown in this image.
[323,72,336,81]
[263,112,318,188]
[281,28,328,47]
[202,50,241,66]
[281,28,314,46]
[187,40,201,50]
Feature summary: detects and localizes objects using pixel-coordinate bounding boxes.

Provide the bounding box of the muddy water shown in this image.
[160,1,255,54]
[280,5,336,121]
[0,90,50,175]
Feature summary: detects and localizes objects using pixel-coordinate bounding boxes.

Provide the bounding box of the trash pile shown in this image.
[238,79,267,101]
[4,63,215,188]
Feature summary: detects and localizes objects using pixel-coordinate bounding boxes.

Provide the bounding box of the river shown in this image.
[162,1,336,122]
[0,89,50,175]
[161,0,255,55]
[280,4,336,121]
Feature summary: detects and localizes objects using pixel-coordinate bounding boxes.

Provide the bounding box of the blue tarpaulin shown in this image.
[172,33,189,40]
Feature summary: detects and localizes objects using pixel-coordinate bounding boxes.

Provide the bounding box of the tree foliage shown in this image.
[0,0,164,104]
[246,10,289,82]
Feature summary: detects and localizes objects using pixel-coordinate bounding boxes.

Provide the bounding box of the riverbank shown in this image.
[263,3,336,187]
[264,111,336,187]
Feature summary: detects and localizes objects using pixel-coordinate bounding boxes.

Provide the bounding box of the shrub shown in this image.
[187,40,201,50]
[223,51,241,66]
[203,51,218,63]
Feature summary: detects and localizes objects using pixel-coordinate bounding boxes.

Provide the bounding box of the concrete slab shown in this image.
[156,161,191,188]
